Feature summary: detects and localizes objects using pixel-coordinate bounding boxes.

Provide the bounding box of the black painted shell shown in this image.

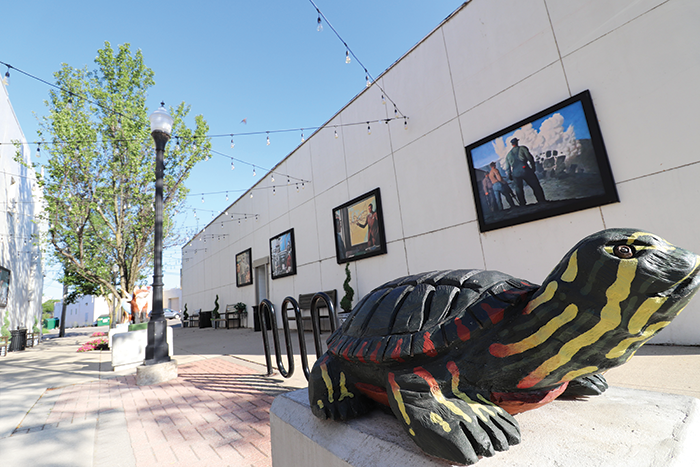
[326,269,539,364]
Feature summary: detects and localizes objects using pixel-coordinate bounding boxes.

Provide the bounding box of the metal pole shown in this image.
[145,129,170,364]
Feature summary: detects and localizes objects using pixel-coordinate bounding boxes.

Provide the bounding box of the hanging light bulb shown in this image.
[296,183,299,193]
[252,166,256,177]
[317,15,323,31]
[193,209,197,218]
[273,186,276,196]
[226,192,229,201]
[381,95,386,105]
[36,143,41,158]
[3,66,9,85]
[175,137,180,151]
[221,222,224,229]
[367,122,372,135]
[266,132,270,145]
[345,50,351,64]
[394,106,398,118]
[366,75,371,88]
[230,136,235,148]
[250,192,253,198]
[231,160,235,170]
[201,196,205,203]
[334,129,338,139]
[404,117,408,130]
[301,130,305,142]
[287,177,290,185]
[271,174,275,182]
[192,139,197,150]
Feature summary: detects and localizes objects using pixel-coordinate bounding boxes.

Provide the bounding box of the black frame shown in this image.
[333,187,388,264]
[465,90,618,232]
[0,267,9,307]
[270,228,297,279]
[236,248,253,287]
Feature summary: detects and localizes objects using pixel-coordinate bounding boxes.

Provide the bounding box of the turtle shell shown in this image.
[326,269,539,364]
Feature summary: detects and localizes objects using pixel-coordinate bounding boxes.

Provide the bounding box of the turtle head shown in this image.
[526,228,700,368]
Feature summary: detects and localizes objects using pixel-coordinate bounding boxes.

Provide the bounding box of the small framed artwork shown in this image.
[333,188,387,264]
[270,229,297,280]
[465,90,619,232]
[236,248,253,287]
[0,267,10,307]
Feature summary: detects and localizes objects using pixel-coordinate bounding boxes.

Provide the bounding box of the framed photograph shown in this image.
[465,90,618,232]
[0,267,10,307]
[236,248,253,287]
[270,229,297,280]
[333,188,387,264]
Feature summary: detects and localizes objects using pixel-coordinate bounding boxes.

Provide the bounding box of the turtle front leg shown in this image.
[561,374,609,397]
[308,353,372,421]
[385,364,520,465]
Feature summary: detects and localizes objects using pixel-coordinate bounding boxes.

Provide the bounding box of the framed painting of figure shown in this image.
[333,188,387,264]
[270,229,297,280]
[465,90,618,232]
[0,267,9,307]
[236,248,253,287]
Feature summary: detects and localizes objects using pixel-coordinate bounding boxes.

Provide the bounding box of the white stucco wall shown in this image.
[182,0,700,344]
[53,295,110,328]
[0,80,44,334]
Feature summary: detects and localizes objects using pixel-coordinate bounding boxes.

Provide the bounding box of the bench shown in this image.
[189,309,201,328]
[224,304,243,329]
[291,290,337,332]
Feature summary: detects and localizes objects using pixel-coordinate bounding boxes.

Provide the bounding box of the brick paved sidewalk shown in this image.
[38,357,286,467]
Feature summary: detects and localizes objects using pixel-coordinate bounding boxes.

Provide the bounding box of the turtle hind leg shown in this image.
[386,368,520,465]
[308,353,372,421]
[562,374,609,397]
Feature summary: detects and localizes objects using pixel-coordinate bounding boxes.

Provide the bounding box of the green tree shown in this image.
[31,42,210,319]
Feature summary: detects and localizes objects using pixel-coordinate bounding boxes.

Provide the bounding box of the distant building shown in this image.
[0,80,44,336]
[53,295,110,328]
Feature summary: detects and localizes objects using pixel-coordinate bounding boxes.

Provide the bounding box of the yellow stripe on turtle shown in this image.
[490,304,578,358]
[523,281,558,315]
[606,321,671,359]
[430,412,452,433]
[518,259,637,389]
[446,361,498,422]
[561,250,578,282]
[388,372,415,436]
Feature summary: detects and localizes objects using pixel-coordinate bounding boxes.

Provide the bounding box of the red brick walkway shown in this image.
[46,358,281,466]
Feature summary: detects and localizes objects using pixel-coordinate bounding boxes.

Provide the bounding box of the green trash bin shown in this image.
[45,318,57,330]
[96,315,110,327]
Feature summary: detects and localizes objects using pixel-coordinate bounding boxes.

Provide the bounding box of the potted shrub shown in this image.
[1,313,11,357]
[339,263,354,324]
[234,302,247,327]
[182,304,189,328]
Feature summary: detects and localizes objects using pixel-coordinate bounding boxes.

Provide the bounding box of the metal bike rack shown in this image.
[258,292,339,381]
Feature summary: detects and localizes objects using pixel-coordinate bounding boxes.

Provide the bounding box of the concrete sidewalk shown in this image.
[0,322,698,466]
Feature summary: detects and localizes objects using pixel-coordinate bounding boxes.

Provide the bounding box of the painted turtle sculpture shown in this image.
[309,229,700,464]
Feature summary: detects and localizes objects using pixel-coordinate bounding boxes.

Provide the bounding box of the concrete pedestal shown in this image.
[270,387,700,467]
[110,326,173,371]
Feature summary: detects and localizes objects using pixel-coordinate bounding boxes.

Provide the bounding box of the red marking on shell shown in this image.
[370,342,382,363]
[454,318,471,341]
[355,382,389,406]
[356,341,369,363]
[517,374,542,389]
[483,303,505,324]
[391,339,405,362]
[422,332,437,357]
[341,343,352,361]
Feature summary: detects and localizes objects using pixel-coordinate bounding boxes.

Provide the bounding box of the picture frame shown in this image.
[235,248,253,287]
[0,267,10,308]
[333,188,387,264]
[465,90,618,232]
[270,229,297,279]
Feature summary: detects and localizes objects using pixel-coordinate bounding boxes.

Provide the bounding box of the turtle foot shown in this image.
[386,369,520,465]
[308,354,372,421]
[562,374,609,397]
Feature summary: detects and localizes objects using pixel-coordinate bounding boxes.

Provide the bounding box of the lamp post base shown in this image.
[136,359,178,386]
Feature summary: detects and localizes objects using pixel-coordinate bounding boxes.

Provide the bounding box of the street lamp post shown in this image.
[145,103,173,365]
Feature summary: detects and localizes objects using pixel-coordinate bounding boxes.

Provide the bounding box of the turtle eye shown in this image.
[613,244,636,259]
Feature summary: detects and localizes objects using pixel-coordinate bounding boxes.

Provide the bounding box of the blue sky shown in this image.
[0,1,464,300]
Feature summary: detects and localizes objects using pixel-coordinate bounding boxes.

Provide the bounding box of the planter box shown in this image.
[110,326,174,371]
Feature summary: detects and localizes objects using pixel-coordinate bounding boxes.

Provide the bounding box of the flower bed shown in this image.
[91,331,107,337]
[78,337,109,352]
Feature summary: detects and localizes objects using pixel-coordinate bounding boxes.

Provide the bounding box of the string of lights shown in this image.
[308,0,406,118]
